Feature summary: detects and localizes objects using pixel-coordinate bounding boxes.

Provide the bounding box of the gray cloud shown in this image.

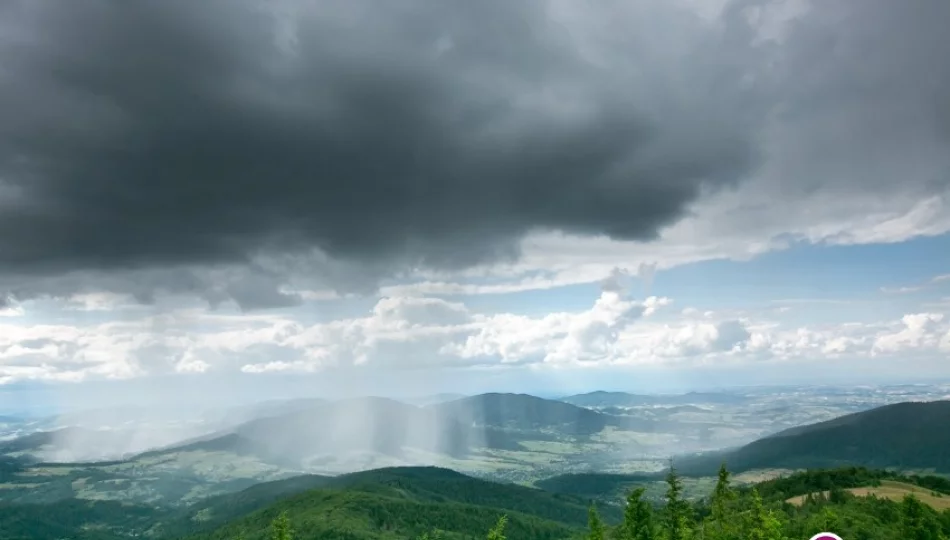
[0,0,947,306]
[0,0,757,302]
[599,268,629,294]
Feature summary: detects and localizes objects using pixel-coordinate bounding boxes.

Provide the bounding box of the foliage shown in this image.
[706,463,737,540]
[4,464,950,539]
[588,505,605,540]
[616,487,655,540]
[664,462,692,540]
[271,511,293,540]
[535,474,661,500]
[743,489,785,540]
[488,515,509,540]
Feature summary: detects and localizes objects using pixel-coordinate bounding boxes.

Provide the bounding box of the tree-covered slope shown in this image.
[3,464,950,540]
[678,400,950,474]
[183,466,610,540]
[158,474,337,537]
[197,465,950,540]
[0,498,169,540]
[168,466,611,538]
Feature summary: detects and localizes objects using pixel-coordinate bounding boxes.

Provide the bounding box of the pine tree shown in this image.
[619,487,656,540]
[744,489,784,540]
[707,463,737,540]
[589,504,606,540]
[665,460,691,540]
[270,511,293,540]
[487,515,508,540]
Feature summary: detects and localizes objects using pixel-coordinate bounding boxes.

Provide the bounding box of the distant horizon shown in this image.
[3,377,948,417]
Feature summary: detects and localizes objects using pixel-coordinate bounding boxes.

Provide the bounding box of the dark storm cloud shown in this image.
[1,0,948,307]
[0,0,756,281]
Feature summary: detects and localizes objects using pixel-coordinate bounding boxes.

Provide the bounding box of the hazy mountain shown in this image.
[212,398,328,426]
[403,393,469,406]
[0,427,147,462]
[6,390,948,491]
[560,390,749,408]
[677,400,950,474]
[429,393,611,435]
[0,423,231,464]
[120,393,620,468]
[137,396,493,468]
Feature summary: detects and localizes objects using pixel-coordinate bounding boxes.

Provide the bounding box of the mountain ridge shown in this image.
[677,399,950,474]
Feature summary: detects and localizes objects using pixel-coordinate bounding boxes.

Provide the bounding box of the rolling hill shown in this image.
[2,464,950,539]
[175,466,950,540]
[180,466,618,540]
[0,466,619,539]
[677,400,950,474]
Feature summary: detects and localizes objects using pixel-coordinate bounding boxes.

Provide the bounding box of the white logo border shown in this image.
[809,533,842,540]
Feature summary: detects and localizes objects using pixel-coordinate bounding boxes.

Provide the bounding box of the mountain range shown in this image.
[676,399,950,474]
[4,393,949,476]
[1,391,950,538]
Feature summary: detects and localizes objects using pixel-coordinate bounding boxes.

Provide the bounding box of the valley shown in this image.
[0,385,948,538]
[0,384,947,512]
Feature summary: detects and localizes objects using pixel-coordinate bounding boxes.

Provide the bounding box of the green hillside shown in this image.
[172,467,614,536]
[534,472,662,500]
[184,487,581,540]
[191,466,950,540]
[677,400,950,475]
[0,466,619,539]
[159,474,338,537]
[2,464,950,540]
[0,498,169,540]
[181,466,614,540]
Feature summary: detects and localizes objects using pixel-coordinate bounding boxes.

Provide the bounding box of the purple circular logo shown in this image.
[809,533,842,540]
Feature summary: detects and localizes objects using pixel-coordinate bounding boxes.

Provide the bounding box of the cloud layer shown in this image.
[0,0,753,290]
[2,287,948,386]
[1,0,947,306]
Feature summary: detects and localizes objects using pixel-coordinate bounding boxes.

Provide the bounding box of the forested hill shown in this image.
[180,466,612,540]
[677,399,950,475]
[193,466,950,540]
[2,465,950,539]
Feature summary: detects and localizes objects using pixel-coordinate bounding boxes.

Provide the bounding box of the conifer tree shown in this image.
[708,463,737,540]
[619,487,656,540]
[744,488,785,540]
[665,459,691,540]
[589,503,606,540]
[487,515,508,540]
[270,511,293,540]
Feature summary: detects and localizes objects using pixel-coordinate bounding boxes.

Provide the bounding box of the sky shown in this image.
[0,0,949,412]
